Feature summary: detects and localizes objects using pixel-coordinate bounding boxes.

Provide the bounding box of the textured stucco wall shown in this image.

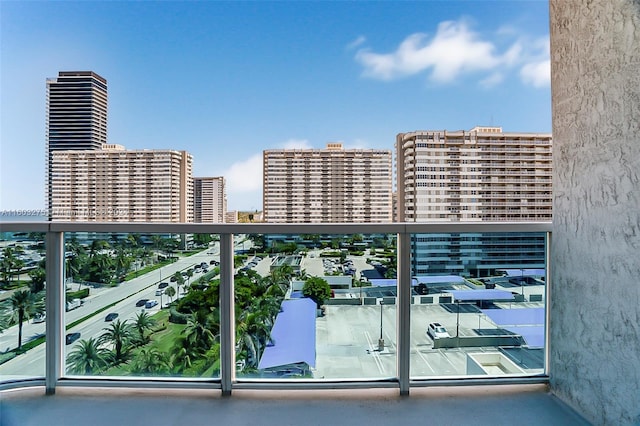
[549,0,640,424]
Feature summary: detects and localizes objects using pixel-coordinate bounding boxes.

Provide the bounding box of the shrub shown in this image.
[302,277,332,308]
[169,308,189,324]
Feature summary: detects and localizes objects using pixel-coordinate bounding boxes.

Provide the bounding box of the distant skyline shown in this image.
[0,1,551,212]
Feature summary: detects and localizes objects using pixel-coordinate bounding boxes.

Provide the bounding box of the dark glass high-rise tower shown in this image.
[45,71,108,215]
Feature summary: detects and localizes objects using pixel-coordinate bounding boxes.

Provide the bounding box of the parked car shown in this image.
[66,298,81,311]
[65,332,81,345]
[144,300,158,309]
[136,299,149,307]
[105,312,119,321]
[170,276,177,282]
[427,322,451,339]
[158,282,169,289]
[33,313,46,324]
[155,289,163,296]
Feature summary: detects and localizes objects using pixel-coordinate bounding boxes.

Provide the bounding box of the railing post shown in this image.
[544,231,551,377]
[45,231,65,395]
[219,233,235,395]
[397,229,411,395]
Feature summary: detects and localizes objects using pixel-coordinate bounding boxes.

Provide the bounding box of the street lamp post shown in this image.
[378,300,385,351]
[456,300,460,338]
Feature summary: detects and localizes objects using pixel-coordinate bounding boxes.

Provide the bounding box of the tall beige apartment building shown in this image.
[50,144,193,222]
[193,177,226,223]
[263,143,392,223]
[396,126,552,222]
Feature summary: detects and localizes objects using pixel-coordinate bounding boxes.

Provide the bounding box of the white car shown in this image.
[427,322,451,339]
[144,300,158,309]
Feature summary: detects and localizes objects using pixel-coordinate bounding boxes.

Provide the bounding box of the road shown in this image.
[0,244,220,378]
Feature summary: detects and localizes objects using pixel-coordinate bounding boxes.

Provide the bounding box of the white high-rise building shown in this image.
[396,127,553,222]
[263,143,392,223]
[194,177,226,223]
[396,126,552,277]
[50,144,193,222]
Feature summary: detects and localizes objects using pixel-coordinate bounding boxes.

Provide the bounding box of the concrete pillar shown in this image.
[549,0,640,424]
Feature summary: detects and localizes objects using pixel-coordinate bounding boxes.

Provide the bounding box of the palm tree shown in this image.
[174,272,185,300]
[99,319,134,363]
[130,347,171,375]
[183,310,216,354]
[170,337,196,373]
[66,337,110,374]
[5,289,41,349]
[114,246,132,281]
[133,311,156,344]
[28,267,46,293]
[236,310,273,369]
[1,247,17,286]
[164,285,176,303]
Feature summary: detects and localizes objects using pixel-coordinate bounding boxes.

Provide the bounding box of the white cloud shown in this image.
[346,35,366,50]
[520,59,550,88]
[354,18,551,89]
[479,72,504,89]
[355,20,501,83]
[280,138,312,149]
[518,36,550,88]
[222,154,263,212]
[224,154,263,193]
[342,139,370,149]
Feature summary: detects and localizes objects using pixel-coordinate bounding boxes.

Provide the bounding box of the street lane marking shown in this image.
[363,331,385,374]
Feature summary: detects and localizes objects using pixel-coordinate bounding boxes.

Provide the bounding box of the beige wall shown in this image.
[550,0,640,424]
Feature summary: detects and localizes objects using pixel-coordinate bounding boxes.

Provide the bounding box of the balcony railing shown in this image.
[0,221,551,395]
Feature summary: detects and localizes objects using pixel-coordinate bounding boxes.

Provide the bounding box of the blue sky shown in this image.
[0,1,551,212]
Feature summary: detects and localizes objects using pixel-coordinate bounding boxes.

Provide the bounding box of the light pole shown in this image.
[378,300,385,351]
[456,300,460,338]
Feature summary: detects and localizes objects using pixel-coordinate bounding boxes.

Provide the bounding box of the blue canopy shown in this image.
[500,269,546,277]
[482,308,545,348]
[258,298,316,370]
[449,289,515,301]
[481,307,545,325]
[414,275,466,285]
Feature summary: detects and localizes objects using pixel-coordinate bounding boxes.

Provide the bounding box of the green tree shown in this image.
[183,310,217,355]
[114,246,132,281]
[130,347,171,375]
[133,311,157,344]
[236,310,272,369]
[66,337,110,374]
[1,247,18,286]
[5,289,42,349]
[164,285,176,303]
[173,271,185,300]
[28,267,46,293]
[302,276,332,308]
[193,233,213,247]
[99,319,134,363]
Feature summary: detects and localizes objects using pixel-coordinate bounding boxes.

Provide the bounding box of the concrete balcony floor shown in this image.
[1,384,589,426]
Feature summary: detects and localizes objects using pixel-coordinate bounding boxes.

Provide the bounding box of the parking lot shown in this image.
[315,303,544,379]
[241,246,546,380]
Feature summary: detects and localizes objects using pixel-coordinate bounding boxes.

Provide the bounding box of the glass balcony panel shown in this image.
[234,233,397,381]
[63,232,220,379]
[410,232,547,379]
[0,230,47,382]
